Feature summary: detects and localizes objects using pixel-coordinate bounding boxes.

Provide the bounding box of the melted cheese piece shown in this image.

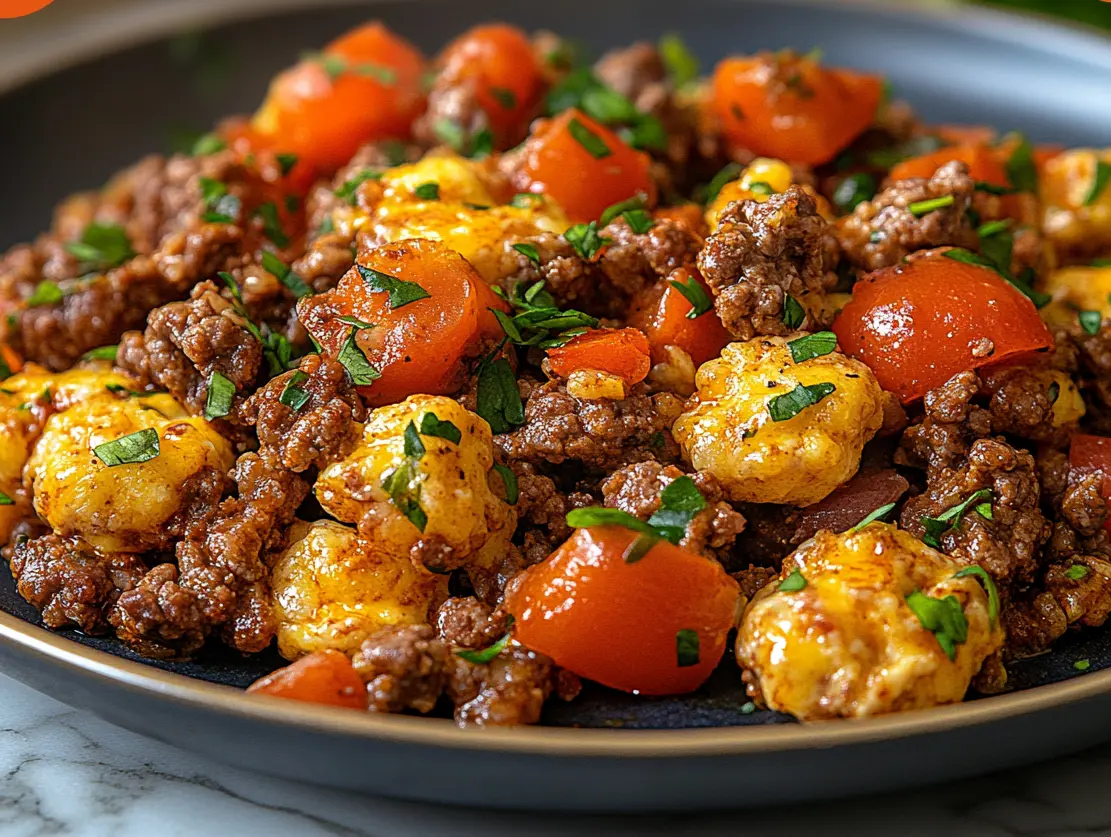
[737,524,1004,720]
[673,336,886,506]
[270,519,448,660]
[27,391,234,552]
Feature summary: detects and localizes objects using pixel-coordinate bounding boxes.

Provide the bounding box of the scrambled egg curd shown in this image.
[673,335,886,505]
[737,523,1004,720]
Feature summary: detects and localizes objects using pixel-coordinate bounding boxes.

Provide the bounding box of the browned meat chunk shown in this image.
[435,597,511,648]
[496,380,681,471]
[600,461,745,558]
[697,185,836,339]
[116,280,262,418]
[900,438,1050,588]
[241,354,366,472]
[837,160,979,271]
[353,624,451,714]
[10,535,146,634]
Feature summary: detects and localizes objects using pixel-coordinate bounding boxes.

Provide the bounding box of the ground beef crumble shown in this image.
[697,185,837,339]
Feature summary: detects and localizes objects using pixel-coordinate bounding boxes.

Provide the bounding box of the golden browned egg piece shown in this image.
[672,336,886,506]
[270,519,448,660]
[27,389,234,553]
[346,152,569,283]
[315,394,516,572]
[0,365,205,544]
[1040,148,1111,261]
[737,523,1004,720]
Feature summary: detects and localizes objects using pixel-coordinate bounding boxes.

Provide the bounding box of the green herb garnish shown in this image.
[414,181,440,201]
[768,382,835,422]
[1075,659,1091,672]
[492,463,518,505]
[490,87,517,109]
[1066,564,1090,580]
[337,326,381,386]
[669,274,713,319]
[849,502,897,532]
[704,162,741,203]
[906,590,967,660]
[779,569,807,592]
[676,629,700,667]
[64,222,134,272]
[25,281,64,307]
[475,353,524,434]
[83,345,118,361]
[832,173,876,213]
[1005,135,1037,193]
[278,370,311,411]
[568,117,612,159]
[1084,160,1111,207]
[456,618,515,664]
[255,202,289,248]
[564,221,610,260]
[356,264,431,309]
[191,133,226,156]
[203,371,235,420]
[276,153,298,176]
[783,294,805,329]
[418,412,461,444]
[953,565,1000,625]
[786,331,837,363]
[261,251,311,299]
[512,243,541,264]
[93,428,160,467]
[598,195,647,227]
[659,33,699,87]
[921,488,992,549]
[333,169,382,204]
[1079,309,1103,335]
[907,194,955,217]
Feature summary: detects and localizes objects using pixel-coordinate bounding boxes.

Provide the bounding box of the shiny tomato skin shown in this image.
[630,268,731,367]
[832,254,1053,404]
[513,109,657,222]
[505,526,740,695]
[437,24,543,141]
[298,240,507,406]
[246,650,368,710]
[252,22,426,173]
[713,54,882,166]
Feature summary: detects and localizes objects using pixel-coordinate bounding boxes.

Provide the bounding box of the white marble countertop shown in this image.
[3,671,1111,837]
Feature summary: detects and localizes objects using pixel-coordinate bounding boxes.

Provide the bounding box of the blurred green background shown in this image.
[973,0,1111,28]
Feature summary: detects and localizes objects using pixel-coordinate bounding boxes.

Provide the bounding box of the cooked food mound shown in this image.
[4,21,1111,728]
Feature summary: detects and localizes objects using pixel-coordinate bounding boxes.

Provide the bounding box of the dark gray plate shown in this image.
[2,0,1111,812]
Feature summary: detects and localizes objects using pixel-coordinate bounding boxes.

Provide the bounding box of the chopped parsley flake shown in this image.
[832,173,876,213]
[906,590,968,660]
[255,202,289,248]
[414,181,440,201]
[786,331,838,363]
[676,629,700,667]
[659,33,700,87]
[849,502,897,532]
[333,169,382,204]
[598,195,647,227]
[418,412,462,445]
[492,463,518,505]
[512,243,541,264]
[1075,659,1091,672]
[768,382,835,422]
[1066,564,1091,580]
[668,273,713,319]
[1079,309,1103,335]
[567,117,612,159]
[921,488,993,549]
[25,281,64,308]
[261,251,311,298]
[0,491,12,506]
[954,565,1000,625]
[704,162,742,203]
[93,428,160,467]
[1084,160,1111,207]
[564,221,610,260]
[203,371,235,420]
[83,345,119,361]
[1005,135,1038,193]
[64,222,134,273]
[779,569,807,592]
[783,294,806,329]
[278,370,311,411]
[356,264,431,309]
[337,326,382,386]
[456,618,515,664]
[475,353,524,434]
[191,133,227,156]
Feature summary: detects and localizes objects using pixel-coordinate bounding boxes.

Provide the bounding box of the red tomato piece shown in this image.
[297,239,508,406]
[252,22,426,173]
[247,650,368,710]
[546,328,651,385]
[629,268,731,368]
[436,24,544,144]
[832,253,1053,404]
[505,526,740,696]
[713,52,882,166]
[512,108,657,222]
